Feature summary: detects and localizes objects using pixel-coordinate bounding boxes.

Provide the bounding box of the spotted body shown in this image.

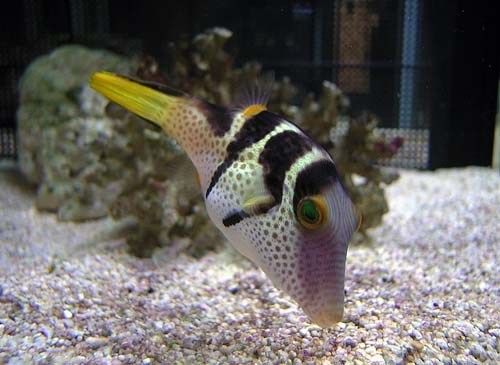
[90,72,359,327]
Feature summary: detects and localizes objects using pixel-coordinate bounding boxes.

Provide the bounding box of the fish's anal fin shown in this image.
[195,170,201,189]
[355,208,363,232]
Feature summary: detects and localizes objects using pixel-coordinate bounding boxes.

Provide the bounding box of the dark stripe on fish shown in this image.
[205,111,283,198]
[121,75,186,97]
[292,159,339,216]
[222,210,249,227]
[196,100,233,137]
[259,130,313,207]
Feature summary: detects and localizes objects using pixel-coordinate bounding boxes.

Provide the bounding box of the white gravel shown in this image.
[1,162,499,364]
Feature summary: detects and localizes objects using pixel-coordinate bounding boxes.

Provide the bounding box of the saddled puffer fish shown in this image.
[90,72,359,328]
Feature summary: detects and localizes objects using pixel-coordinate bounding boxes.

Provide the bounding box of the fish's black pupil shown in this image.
[301,200,319,223]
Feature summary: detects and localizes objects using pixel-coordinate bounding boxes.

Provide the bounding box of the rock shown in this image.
[62,309,73,319]
[343,337,358,347]
[17,45,138,220]
[85,336,107,350]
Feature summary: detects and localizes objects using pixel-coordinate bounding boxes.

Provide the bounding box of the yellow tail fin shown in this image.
[89,72,178,127]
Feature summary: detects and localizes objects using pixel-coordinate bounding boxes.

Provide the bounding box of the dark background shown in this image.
[0,0,498,168]
[427,1,498,168]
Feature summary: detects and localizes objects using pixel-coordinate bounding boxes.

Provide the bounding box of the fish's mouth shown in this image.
[302,294,345,328]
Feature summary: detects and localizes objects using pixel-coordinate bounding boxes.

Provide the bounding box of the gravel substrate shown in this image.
[1,162,499,365]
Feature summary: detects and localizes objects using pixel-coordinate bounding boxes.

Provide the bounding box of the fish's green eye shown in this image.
[297,195,327,229]
[302,201,319,222]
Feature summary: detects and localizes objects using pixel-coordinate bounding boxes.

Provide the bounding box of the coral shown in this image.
[18,45,130,183]
[16,45,182,221]
[108,155,223,258]
[329,112,401,237]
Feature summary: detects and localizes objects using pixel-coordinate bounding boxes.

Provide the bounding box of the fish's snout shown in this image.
[295,232,348,328]
[307,301,344,328]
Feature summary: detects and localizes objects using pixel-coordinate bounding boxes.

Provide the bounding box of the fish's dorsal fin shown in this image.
[234,71,274,118]
[242,104,267,118]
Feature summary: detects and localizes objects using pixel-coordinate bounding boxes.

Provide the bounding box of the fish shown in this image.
[89,72,359,328]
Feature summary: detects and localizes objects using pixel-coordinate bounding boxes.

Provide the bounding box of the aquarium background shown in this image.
[0,0,498,168]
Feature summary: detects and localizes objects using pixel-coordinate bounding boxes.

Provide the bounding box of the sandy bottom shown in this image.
[0,161,499,365]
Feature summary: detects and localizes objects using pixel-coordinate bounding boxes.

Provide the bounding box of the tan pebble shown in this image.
[365,346,377,355]
[411,340,424,351]
[369,354,386,365]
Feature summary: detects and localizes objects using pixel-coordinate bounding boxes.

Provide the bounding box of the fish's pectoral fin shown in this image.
[242,194,275,215]
[222,193,275,228]
[242,176,276,215]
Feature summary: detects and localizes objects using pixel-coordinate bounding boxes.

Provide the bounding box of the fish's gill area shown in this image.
[1,162,499,364]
